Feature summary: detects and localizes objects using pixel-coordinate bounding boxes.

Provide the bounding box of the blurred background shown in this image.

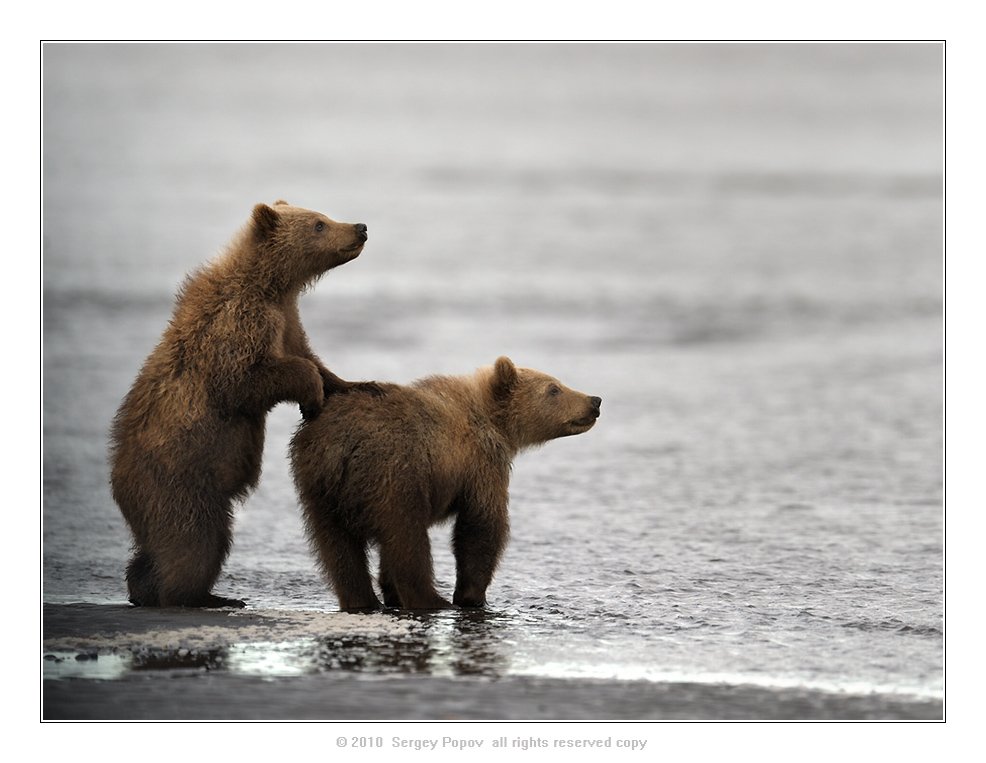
[43,44,942,699]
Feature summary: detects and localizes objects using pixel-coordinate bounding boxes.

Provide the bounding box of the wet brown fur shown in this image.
[110,201,377,608]
[289,357,602,611]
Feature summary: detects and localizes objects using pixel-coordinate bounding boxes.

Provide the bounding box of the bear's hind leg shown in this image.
[150,501,244,608]
[379,530,452,610]
[126,547,160,607]
[307,517,381,611]
[378,564,402,608]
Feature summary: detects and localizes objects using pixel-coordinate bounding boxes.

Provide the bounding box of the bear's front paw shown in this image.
[300,402,322,422]
[301,366,326,419]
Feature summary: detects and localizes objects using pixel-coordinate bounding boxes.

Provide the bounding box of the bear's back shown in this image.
[290,377,506,521]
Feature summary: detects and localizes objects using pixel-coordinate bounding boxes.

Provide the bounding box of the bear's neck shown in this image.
[221,239,309,300]
[418,376,521,459]
[497,413,546,455]
[487,396,532,457]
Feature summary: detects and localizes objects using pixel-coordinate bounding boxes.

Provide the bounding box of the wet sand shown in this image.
[42,604,942,721]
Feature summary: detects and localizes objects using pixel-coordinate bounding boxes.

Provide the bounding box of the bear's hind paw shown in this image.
[202,594,247,609]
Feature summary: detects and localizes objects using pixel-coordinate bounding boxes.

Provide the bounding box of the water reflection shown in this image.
[303,609,512,678]
[133,647,226,672]
[44,651,130,680]
[44,609,516,681]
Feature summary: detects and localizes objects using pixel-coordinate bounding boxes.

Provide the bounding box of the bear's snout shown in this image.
[566,394,602,434]
[581,396,601,425]
[587,396,602,419]
[354,223,368,242]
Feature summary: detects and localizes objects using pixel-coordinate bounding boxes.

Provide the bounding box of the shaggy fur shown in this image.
[290,356,602,611]
[110,201,377,608]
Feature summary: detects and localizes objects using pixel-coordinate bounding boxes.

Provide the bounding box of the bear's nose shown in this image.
[590,396,602,411]
[354,223,368,241]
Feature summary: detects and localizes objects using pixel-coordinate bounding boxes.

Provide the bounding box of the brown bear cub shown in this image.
[290,357,601,611]
[110,201,378,608]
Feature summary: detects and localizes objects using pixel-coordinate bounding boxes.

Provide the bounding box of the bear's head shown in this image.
[490,356,601,450]
[251,201,368,289]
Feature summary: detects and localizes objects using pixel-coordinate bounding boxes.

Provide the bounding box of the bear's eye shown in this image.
[314,221,325,233]
[547,384,561,397]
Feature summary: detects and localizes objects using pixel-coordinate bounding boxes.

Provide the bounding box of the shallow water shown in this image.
[42,43,942,710]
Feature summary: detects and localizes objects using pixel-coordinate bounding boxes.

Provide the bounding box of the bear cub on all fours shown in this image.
[289,356,602,611]
[110,201,379,609]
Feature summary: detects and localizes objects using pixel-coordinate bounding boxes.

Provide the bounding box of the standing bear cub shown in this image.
[290,356,601,610]
[110,201,378,608]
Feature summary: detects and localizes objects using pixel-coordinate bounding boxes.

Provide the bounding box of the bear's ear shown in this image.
[492,356,518,398]
[273,199,290,206]
[252,203,280,237]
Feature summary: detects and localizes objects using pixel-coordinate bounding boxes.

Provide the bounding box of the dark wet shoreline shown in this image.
[43,668,945,722]
[42,604,942,721]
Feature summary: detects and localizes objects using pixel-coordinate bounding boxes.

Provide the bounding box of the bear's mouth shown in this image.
[340,242,365,258]
[569,414,598,431]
